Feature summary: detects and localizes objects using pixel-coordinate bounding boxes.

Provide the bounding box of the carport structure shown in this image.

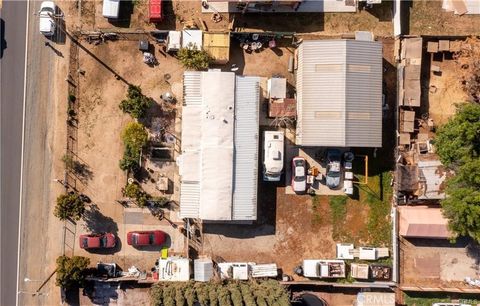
[295,39,383,148]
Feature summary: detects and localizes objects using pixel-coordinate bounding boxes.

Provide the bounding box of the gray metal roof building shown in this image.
[178,71,259,221]
[296,40,383,148]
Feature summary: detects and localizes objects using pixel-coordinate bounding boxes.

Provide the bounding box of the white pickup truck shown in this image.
[39,1,56,36]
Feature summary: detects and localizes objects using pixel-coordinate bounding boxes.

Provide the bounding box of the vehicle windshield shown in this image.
[41,7,54,14]
[81,238,88,248]
[100,236,107,247]
[132,235,138,245]
[327,171,340,178]
[265,171,280,177]
[294,175,305,182]
[149,233,155,244]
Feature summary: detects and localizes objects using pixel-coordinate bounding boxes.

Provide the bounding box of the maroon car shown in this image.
[127,230,166,246]
[79,233,116,249]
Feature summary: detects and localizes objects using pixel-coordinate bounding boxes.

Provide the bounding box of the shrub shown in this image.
[177,45,211,70]
[54,193,86,221]
[121,122,149,149]
[55,255,90,289]
[150,280,291,306]
[119,85,154,119]
[119,122,148,172]
[68,94,76,103]
[123,183,149,207]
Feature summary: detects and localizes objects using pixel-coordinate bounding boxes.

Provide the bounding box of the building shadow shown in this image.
[400,0,413,35]
[153,0,176,30]
[108,1,134,28]
[233,13,324,32]
[362,1,393,22]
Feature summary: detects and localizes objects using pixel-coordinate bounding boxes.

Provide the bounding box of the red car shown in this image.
[127,230,166,246]
[79,233,116,249]
[148,0,163,23]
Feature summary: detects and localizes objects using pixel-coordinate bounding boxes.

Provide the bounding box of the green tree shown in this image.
[436,103,480,242]
[119,85,154,119]
[123,182,149,207]
[119,145,141,172]
[435,103,480,167]
[121,122,149,149]
[119,122,148,172]
[54,193,86,221]
[177,46,211,70]
[55,255,90,289]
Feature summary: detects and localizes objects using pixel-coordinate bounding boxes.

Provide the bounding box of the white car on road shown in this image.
[39,1,56,37]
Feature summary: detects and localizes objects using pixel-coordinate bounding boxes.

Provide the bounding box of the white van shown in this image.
[102,0,120,19]
[263,131,284,182]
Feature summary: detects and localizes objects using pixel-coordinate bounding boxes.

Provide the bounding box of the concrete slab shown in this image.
[284,143,347,195]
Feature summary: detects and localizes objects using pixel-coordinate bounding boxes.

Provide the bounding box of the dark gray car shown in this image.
[326,149,342,189]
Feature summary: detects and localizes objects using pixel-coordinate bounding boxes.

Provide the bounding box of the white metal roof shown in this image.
[179,71,259,221]
[102,0,120,18]
[157,257,190,282]
[296,40,382,147]
[182,29,203,50]
[267,77,287,99]
[233,76,260,220]
[194,259,214,282]
[336,243,354,260]
[199,72,235,220]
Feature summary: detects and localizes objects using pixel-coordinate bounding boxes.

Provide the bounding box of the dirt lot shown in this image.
[66,0,393,36]
[409,0,480,35]
[70,38,186,272]
[400,237,480,289]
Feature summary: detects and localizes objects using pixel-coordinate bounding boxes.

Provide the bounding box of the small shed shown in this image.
[336,243,354,260]
[251,264,278,278]
[157,257,190,281]
[182,29,203,50]
[203,32,230,64]
[267,77,287,99]
[218,262,250,280]
[268,98,296,118]
[350,263,369,280]
[359,247,377,260]
[194,258,213,282]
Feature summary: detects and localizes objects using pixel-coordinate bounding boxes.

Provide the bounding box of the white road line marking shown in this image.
[16,0,31,305]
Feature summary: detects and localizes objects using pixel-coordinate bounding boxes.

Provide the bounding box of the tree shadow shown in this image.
[82,204,121,254]
[108,1,134,28]
[82,204,119,235]
[73,161,94,182]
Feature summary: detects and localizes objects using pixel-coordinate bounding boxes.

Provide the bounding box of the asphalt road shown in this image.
[0,1,27,305]
[2,1,58,305]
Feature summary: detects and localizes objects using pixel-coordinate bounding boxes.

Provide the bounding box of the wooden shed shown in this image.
[203,32,230,64]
